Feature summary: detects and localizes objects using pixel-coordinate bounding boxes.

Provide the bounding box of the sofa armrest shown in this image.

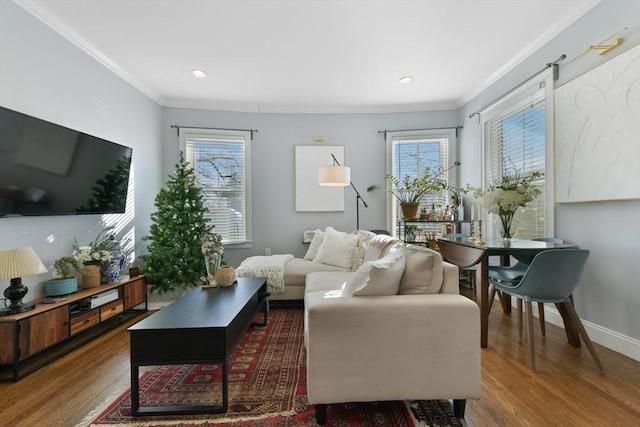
[440,261,460,294]
[304,293,481,405]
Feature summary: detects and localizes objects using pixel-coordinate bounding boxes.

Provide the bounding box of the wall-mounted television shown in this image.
[0,106,133,217]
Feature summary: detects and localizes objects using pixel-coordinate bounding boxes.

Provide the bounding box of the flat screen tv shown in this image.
[0,106,133,217]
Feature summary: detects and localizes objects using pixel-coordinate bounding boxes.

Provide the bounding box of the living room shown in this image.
[1,0,639,426]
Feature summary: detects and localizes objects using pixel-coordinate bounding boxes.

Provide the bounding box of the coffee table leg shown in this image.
[131,363,140,415]
[221,360,228,411]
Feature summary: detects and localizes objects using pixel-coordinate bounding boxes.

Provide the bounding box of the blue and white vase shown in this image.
[102,245,125,284]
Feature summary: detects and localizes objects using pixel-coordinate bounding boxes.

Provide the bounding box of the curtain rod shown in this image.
[170,125,259,140]
[469,54,566,119]
[378,126,463,140]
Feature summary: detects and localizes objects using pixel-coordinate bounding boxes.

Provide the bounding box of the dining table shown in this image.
[436,236,580,349]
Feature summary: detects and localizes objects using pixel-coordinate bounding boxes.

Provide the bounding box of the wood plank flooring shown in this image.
[1,303,639,427]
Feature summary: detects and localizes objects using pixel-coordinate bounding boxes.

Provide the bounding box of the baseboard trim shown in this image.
[541,306,640,362]
[505,296,640,362]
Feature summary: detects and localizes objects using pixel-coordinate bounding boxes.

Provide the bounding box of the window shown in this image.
[386,128,457,236]
[481,69,554,239]
[181,129,252,246]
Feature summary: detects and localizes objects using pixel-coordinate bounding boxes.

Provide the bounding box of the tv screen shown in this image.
[0,106,132,217]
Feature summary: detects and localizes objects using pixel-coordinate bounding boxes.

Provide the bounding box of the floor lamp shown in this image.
[318,153,368,230]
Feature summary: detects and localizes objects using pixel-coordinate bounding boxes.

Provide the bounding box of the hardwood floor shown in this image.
[1,304,639,427]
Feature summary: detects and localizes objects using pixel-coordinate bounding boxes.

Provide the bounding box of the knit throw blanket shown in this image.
[236,254,294,294]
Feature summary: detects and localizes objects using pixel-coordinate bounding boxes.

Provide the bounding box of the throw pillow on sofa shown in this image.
[398,244,444,294]
[351,229,377,271]
[342,248,406,296]
[313,227,360,268]
[304,228,325,260]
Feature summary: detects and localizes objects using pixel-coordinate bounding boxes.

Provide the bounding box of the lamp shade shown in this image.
[0,247,48,280]
[319,165,350,187]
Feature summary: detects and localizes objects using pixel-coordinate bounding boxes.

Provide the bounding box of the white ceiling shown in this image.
[16,0,600,113]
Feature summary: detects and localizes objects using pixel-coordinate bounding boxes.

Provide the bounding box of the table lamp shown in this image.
[319,153,368,230]
[0,247,48,316]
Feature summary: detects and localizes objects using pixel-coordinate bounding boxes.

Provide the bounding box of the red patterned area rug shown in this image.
[84,307,463,427]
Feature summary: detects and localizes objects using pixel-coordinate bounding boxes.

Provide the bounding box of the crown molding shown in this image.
[14,0,164,106]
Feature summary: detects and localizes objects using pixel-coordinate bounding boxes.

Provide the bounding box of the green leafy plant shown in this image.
[52,256,81,280]
[367,161,461,204]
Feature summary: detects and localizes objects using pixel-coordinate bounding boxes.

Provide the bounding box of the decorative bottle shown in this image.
[456,199,464,221]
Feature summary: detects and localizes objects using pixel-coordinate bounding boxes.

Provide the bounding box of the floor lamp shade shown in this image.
[319,165,350,187]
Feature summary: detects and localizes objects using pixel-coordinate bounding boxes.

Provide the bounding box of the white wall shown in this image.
[0,1,163,302]
[458,0,640,359]
[161,108,460,266]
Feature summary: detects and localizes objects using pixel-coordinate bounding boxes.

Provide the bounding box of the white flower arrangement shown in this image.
[474,170,542,239]
[202,232,224,258]
[73,226,117,265]
[74,247,111,265]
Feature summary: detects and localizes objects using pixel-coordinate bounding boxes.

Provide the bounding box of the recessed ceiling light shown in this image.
[192,69,207,78]
[399,76,413,85]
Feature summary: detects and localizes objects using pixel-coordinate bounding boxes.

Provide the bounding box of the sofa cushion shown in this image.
[398,244,444,295]
[314,227,360,268]
[306,271,353,293]
[342,248,406,296]
[303,228,325,260]
[284,258,350,288]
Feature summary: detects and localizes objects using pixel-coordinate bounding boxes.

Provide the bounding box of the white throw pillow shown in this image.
[350,230,377,271]
[304,229,325,260]
[398,244,444,294]
[342,248,406,296]
[313,227,359,268]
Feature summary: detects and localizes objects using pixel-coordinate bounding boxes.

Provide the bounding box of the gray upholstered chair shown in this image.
[488,237,564,335]
[490,249,604,372]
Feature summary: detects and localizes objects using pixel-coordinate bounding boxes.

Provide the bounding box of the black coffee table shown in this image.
[127,277,268,416]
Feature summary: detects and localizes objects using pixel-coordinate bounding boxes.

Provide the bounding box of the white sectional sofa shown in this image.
[238,229,482,422]
[301,233,482,423]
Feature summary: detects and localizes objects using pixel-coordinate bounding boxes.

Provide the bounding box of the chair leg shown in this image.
[525,301,536,371]
[488,284,497,311]
[517,298,523,339]
[538,302,546,336]
[564,303,605,372]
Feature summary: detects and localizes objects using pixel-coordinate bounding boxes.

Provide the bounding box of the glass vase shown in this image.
[205,253,222,282]
[496,212,518,241]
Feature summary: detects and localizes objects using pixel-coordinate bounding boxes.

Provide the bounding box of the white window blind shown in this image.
[386,129,457,236]
[482,72,551,240]
[182,130,252,245]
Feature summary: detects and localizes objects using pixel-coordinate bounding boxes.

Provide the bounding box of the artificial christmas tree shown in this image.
[141,152,213,293]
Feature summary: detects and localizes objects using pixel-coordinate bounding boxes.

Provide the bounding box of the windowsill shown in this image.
[224,241,253,249]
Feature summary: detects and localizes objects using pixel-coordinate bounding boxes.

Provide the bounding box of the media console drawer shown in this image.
[70,309,100,335]
[100,299,124,321]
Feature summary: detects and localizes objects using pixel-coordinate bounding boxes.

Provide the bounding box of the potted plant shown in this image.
[44,256,81,296]
[419,207,428,220]
[367,161,461,219]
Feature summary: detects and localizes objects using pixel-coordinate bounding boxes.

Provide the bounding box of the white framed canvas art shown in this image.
[555,44,640,203]
[295,146,345,212]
